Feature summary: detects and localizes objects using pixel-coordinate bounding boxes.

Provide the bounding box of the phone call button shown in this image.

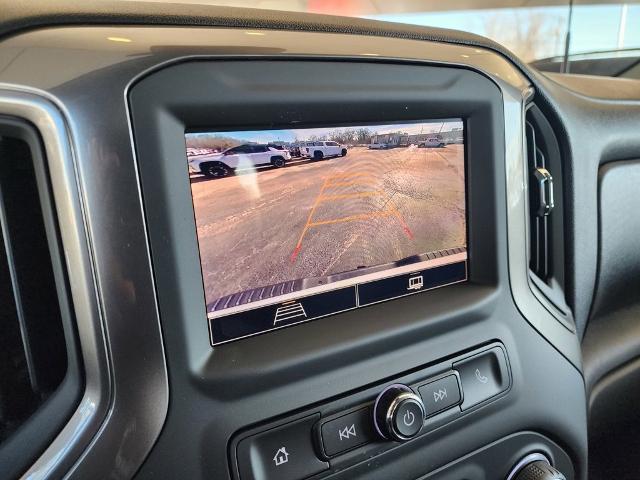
[453,347,510,410]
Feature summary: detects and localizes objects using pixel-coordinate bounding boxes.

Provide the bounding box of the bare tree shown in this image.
[185,133,241,151]
[355,127,372,144]
[483,10,565,63]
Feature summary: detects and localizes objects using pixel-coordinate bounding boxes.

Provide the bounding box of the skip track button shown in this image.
[418,374,462,417]
[320,407,375,457]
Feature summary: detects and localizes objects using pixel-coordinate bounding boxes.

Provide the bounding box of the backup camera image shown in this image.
[186,119,467,343]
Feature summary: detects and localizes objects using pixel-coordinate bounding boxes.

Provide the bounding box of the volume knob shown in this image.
[373,384,425,442]
[507,453,566,480]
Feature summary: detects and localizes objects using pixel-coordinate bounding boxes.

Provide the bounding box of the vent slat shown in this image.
[526,119,550,281]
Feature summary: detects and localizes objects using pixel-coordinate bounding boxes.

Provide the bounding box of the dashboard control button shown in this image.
[393,397,424,438]
[237,415,328,480]
[320,407,375,457]
[373,384,425,442]
[418,374,462,416]
[454,347,509,410]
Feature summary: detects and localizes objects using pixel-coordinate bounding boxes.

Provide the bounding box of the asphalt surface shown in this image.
[190,145,466,305]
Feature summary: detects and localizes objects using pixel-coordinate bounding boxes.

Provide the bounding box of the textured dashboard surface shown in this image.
[545,72,640,101]
[583,159,640,391]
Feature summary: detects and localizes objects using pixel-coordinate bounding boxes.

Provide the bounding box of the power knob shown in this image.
[373,384,425,442]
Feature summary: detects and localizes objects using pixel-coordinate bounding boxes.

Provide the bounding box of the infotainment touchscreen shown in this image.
[186,120,467,345]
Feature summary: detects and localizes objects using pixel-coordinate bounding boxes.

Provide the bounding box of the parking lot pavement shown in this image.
[190,145,466,305]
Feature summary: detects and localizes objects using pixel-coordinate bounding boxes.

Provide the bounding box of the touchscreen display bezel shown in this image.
[185,119,469,345]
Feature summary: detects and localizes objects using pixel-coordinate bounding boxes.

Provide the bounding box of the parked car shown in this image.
[266,143,286,151]
[300,141,347,159]
[288,145,302,157]
[418,137,446,148]
[369,142,391,150]
[190,144,291,178]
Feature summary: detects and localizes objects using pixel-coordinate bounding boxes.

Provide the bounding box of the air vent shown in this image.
[524,104,570,318]
[0,119,81,479]
[525,115,553,280]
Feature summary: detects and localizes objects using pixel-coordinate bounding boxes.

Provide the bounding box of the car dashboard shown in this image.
[1,3,640,480]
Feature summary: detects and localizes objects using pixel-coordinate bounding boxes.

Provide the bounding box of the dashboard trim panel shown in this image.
[0,85,168,480]
[0,87,112,479]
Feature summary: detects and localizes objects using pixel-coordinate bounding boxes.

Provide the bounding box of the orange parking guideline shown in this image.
[290,177,329,262]
[324,179,377,188]
[324,172,373,179]
[319,190,383,201]
[290,170,414,263]
[308,209,396,227]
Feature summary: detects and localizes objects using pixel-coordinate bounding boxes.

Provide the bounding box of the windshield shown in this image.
[133,1,640,77]
[364,3,640,65]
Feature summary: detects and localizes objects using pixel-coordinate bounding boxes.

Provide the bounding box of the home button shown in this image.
[237,415,329,480]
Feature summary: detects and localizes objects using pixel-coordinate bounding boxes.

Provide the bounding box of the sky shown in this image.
[187,119,463,144]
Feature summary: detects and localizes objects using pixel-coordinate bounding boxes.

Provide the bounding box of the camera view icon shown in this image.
[407,275,424,291]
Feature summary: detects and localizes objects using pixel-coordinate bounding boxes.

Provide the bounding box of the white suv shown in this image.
[301,141,347,160]
[417,137,446,148]
[190,144,291,178]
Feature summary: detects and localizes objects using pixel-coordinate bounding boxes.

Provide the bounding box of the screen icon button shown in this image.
[407,275,424,291]
[273,301,307,325]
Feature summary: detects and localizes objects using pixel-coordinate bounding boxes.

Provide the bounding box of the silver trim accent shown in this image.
[506,452,551,480]
[0,88,110,479]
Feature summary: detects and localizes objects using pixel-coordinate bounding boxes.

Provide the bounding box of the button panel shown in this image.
[237,415,328,480]
[232,343,510,480]
[320,407,375,457]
